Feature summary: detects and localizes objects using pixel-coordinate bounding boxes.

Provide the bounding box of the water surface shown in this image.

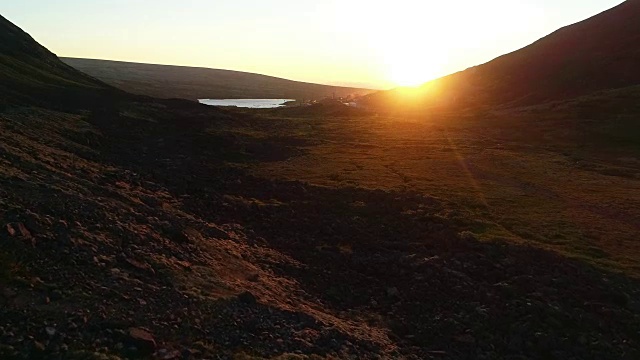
[199,99,294,108]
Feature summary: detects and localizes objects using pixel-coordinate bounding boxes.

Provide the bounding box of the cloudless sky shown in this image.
[0,0,626,89]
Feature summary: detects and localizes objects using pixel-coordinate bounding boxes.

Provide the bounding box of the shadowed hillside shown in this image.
[364,0,640,111]
[61,57,374,101]
[0,15,120,109]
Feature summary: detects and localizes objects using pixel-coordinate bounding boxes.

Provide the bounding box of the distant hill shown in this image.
[0,15,117,108]
[61,58,375,101]
[363,0,640,111]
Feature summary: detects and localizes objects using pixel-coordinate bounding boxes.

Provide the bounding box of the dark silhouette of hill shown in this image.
[0,15,120,108]
[364,0,640,111]
[61,57,375,101]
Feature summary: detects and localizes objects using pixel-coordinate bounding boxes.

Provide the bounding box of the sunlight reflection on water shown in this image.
[198,99,294,108]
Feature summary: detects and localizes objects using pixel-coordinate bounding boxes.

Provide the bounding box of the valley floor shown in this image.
[1,96,639,359]
[254,100,640,276]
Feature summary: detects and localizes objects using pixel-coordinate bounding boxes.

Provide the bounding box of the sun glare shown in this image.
[335,0,451,87]
[382,26,450,87]
[386,50,447,87]
[334,0,542,88]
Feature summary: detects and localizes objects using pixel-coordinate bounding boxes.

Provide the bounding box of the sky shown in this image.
[0,0,626,89]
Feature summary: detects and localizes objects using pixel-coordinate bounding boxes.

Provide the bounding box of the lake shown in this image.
[198,99,294,108]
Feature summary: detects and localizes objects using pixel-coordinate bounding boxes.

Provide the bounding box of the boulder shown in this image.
[238,291,257,305]
[127,327,156,356]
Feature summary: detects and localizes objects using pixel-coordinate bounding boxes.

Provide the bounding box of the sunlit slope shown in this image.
[364,0,640,111]
[62,57,375,101]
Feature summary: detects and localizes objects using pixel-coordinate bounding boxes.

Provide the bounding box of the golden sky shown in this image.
[3,0,625,89]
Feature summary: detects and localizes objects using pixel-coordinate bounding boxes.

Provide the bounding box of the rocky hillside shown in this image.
[1,13,640,360]
[364,0,640,111]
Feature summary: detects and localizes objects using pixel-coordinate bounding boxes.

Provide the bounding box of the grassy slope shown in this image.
[62,57,374,101]
[250,85,640,276]
[364,0,640,111]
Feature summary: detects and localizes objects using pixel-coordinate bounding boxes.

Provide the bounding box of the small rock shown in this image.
[386,287,400,298]
[33,341,45,352]
[45,327,56,337]
[23,212,46,235]
[5,223,32,239]
[4,223,16,237]
[127,327,156,356]
[458,231,478,241]
[238,291,257,305]
[454,334,476,344]
[159,349,181,359]
[125,258,154,274]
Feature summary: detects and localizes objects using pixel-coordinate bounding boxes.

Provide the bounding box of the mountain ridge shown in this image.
[62,57,375,101]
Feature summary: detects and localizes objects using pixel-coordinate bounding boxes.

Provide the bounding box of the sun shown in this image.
[334,0,534,88]
[333,0,450,87]
[387,51,446,87]
[333,0,542,88]
[381,32,449,87]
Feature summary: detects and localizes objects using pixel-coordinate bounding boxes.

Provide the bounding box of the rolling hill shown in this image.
[363,0,640,111]
[61,57,374,101]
